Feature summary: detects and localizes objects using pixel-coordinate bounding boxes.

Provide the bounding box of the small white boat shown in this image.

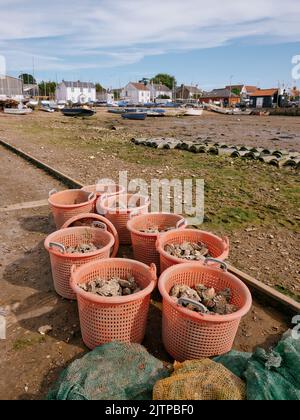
[206,104,233,115]
[184,108,204,116]
[40,106,55,113]
[4,108,33,115]
[28,100,39,107]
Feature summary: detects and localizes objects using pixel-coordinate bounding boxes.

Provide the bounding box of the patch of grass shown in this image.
[206,206,259,232]
[13,335,45,351]
[275,285,300,303]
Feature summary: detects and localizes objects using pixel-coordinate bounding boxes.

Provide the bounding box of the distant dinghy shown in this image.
[184,108,204,116]
[4,108,33,115]
[122,112,147,120]
[62,108,96,117]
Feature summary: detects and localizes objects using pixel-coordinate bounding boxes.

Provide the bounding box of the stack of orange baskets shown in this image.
[48,189,96,229]
[158,259,252,360]
[156,229,229,273]
[81,183,125,212]
[99,193,150,244]
[127,212,187,270]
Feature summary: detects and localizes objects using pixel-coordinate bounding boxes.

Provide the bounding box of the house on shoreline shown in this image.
[148,83,172,101]
[55,80,96,103]
[199,88,240,107]
[249,88,282,108]
[176,84,202,101]
[121,83,151,104]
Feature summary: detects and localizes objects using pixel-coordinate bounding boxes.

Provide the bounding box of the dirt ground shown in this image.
[0,109,298,399]
[0,109,299,298]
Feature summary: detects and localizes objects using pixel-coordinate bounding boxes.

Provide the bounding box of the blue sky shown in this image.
[1,0,300,89]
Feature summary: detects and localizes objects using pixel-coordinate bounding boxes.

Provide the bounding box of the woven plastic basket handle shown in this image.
[49,242,66,254]
[129,209,140,219]
[92,221,107,231]
[49,189,57,197]
[88,192,96,202]
[176,218,186,229]
[223,236,230,250]
[204,258,228,271]
[178,298,207,315]
[149,263,157,283]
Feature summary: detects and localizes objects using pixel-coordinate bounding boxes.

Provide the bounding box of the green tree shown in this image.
[95,83,105,93]
[38,81,57,97]
[19,73,36,84]
[151,73,176,90]
[231,87,241,96]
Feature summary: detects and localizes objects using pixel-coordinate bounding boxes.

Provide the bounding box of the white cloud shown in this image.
[0,0,300,73]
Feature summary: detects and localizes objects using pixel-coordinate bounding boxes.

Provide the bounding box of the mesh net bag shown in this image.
[215,330,300,400]
[153,359,246,400]
[48,342,168,400]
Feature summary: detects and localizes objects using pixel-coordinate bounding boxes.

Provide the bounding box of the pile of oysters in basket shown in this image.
[170,284,238,315]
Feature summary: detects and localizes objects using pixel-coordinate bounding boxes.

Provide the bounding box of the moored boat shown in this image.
[4,108,33,115]
[62,108,95,117]
[122,112,147,120]
[40,106,55,113]
[184,108,204,116]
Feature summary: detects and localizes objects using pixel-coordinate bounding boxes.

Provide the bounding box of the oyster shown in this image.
[79,276,141,297]
[164,241,211,260]
[65,242,100,254]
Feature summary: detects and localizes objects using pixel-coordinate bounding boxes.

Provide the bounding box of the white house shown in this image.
[55,80,96,103]
[148,83,172,101]
[121,83,151,104]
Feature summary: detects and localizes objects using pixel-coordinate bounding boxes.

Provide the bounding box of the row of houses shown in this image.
[0,75,290,108]
[198,85,286,108]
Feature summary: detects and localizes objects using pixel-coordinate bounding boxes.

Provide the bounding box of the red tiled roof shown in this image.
[245,86,257,93]
[250,89,278,97]
[130,82,150,91]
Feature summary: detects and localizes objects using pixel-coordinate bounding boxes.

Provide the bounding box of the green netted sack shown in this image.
[215,331,300,400]
[214,351,252,378]
[47,342,169,400]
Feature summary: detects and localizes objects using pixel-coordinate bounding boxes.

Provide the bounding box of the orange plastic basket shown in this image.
[127,213,187,270]
[61,213,119,252]
[159,259,252,360]
[81,184,125,211]
[44,226,119,300]
[48,189,96,229]
[98,194,150,245]
[156,229,229,273]
[70,258,157,349]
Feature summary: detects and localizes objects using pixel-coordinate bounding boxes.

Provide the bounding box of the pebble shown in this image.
[38,325,53,336]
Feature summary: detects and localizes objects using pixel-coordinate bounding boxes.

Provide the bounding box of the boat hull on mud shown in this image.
[4,108,33,115]
[62,108,95,117]
[122,112,147,120]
